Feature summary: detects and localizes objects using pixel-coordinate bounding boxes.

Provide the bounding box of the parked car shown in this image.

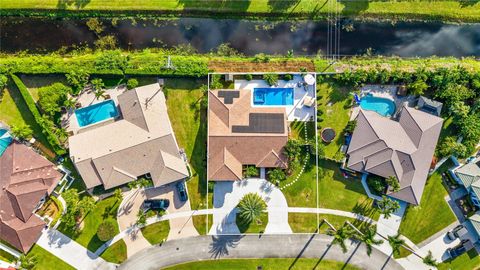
[176,181,188,202]
[447,225,468,240]
[142,199,169,211]
[447,239,473,259]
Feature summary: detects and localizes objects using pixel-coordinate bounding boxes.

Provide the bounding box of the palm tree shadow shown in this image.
[459,0,479,7]
[209,235,244,258]
[289,228,319,270]
[339,0,369,15]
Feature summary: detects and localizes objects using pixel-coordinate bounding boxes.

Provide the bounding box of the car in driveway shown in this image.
[176,181,188,202]
[143,199,170,211]
[447,239,473,259]
[447,224,468,240]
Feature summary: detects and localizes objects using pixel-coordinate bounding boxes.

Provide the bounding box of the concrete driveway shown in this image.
[117,234,404,270]
[117,181,198,257]
[211,178,292,234]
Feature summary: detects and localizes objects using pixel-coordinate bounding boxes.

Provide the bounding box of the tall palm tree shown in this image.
[386,176,400,192]
[359,227,384,256]
[64,97,77,111]
[17,254,37,270]
[378,196,400,219]
[328,224,352,253]
[94,88,106,100]
[237,193,266,224]
[422,250,438,267]
[387,233,405,257]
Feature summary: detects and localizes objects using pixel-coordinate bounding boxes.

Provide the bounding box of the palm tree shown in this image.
[386,176,400,192]
[422,250,438,267]
[387,233,405,257]
[94,88,106,100]
[64,97,77,111]
[359,227,383,256]
[378,196,400,219]
[10,124,33,140]
[328,224,352,253]
[113,188,123,203]
[237,193,266,224]
[136,210,147,226]
[17,254,37,270]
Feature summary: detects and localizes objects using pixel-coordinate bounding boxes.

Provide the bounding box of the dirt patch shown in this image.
[209,60,315,73]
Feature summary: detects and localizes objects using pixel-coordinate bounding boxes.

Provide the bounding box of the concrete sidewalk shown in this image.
[36,228,116,270]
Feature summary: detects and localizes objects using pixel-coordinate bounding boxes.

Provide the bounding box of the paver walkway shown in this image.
[36,228,115,270]
[212,179,292,234]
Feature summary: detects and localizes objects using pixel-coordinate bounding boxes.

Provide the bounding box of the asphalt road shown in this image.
[117,234,404,270]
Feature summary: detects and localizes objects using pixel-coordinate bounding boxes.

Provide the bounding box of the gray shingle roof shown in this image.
[347,106,443,205]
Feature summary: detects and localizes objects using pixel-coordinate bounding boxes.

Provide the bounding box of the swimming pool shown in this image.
[0,129,12,157]
[360,94,396,117]
[253,88,294,106]
[75,100,119,127]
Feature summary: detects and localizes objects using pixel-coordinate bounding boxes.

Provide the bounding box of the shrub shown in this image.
[283,74,293,81]
[94,35,117,50]
[245,74,253,81]
[214,43,240,57]
[437,136,468,158]
[407,79,428,96]
[267,168,286,185]
[367,177,385,195]
[97,220,117,242]
[344,120,357,134]
[237,193,266,224]
[244,166,259,178]
[37,83,70,117]
[284,139,302,161]
[126,78,138,90]
[210,74,223,89]
[10,124,33,140]
[263,73,278,86]
[65,69,89,94]
[95,50,129,75]
[0,74,7,90]
[86,18,104,34]
[253,53,270,63]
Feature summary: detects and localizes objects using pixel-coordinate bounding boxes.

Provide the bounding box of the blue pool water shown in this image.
[253,88,294,106]
[360,94,396,117]
[0,129,12,157]
[75,100,119,127]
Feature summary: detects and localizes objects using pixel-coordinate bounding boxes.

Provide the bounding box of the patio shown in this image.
[233,74,316,121]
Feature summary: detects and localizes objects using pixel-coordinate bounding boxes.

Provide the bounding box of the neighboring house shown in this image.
[346,106,443,205]
[69,84,188,190]
[450,158,480,208]
[208,89,288,181]
[468,211,480,239]
[417,96,443,116]
[0,142,62,253]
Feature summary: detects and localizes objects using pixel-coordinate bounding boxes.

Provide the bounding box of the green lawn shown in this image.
[19,74,68,102]
[2,0,480,22]
[141,220,170,245]
[165,78,210,210]
[164,258,360,270]
[236,213,268,234]
[100,239,127,264]
[58,196,120,252]
[27,244,75,270]
[398,160,457,244]
[317,82,351,161]
[0,249,16,263]
[318,160,379,221]
[438,249,480,270]
[289,213,373,234]
[0,80,51,149]
[192,214,213,235]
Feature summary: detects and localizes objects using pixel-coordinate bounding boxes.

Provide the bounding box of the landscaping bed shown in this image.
[141,220,170,245]
[235,212,268,234]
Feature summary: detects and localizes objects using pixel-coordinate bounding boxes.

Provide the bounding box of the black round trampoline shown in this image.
[321,128,336,143]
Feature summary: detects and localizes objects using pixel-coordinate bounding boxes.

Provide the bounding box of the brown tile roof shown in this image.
[208,90,288,181]
[347,106,443,205]
[0,142,62,252]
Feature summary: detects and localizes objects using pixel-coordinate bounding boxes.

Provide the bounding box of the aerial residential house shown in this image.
[208,89,288,181]
[450,158,480,208]
[69,84,188,190]
[468,211,480,240]
[0,142,62,253]
[346,106,443,205]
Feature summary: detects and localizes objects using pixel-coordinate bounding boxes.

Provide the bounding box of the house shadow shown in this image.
[208,234,244,258]
[57,0,91,9]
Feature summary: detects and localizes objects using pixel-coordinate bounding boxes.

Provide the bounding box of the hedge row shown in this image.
[10,74,65,155]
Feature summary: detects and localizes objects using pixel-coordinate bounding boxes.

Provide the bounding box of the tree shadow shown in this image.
[208,235,244,258]
[57,0,91,9]
[288,232,318,269]
[178,0,251,12]
[458,0,479,7]
[339,0,369,16]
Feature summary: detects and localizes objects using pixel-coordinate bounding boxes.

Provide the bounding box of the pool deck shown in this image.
[61,85,127,135]
[234,75,316,121]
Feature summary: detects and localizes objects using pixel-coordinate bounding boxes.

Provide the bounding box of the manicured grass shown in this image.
[317,82,351,161]
[236,213,268,234]
[288,213,373,234]
[318,160,380,221]
[19,74,67,102]
[0,249,16,263]
[192,214,213,235]
[141,220,170,245]
[165,78,210,210]
[398,160,457,244]
[27,244,75,270]
[58,196,120,252]
[0,80,51,150]
[2,1,480,22]
[438,249,480,270]
[289,121,315,143]
[163,258,361,270]
[100,239,127,264]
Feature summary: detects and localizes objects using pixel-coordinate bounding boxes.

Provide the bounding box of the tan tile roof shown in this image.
[69,84,188,189]
[0,142,62,252]
[208,89,288,181]
[347,106,443,205]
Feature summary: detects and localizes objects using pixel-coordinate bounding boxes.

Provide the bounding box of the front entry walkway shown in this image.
[211,178,292,234]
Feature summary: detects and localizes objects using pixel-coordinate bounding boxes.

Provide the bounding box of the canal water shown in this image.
[1,17,479,57]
